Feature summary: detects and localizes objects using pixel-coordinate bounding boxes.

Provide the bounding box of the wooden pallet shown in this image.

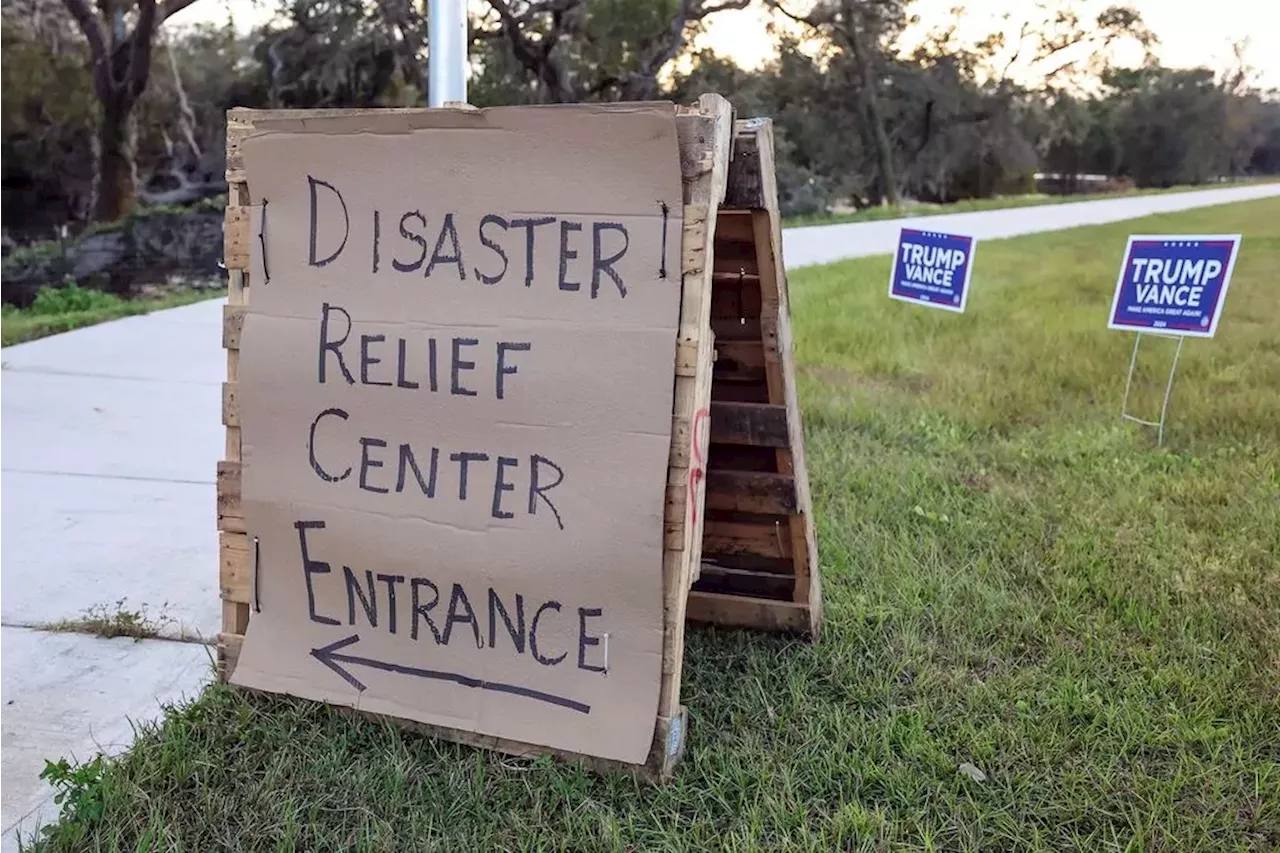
[217,95,735,780]
[687,118,823,638]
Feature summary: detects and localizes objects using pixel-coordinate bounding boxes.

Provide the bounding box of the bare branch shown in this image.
[695,0,751,18]
[158,0,200,24]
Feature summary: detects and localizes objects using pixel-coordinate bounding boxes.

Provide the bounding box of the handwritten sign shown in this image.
[230,106,684,764]
[1107,235,1242,337]
[888,228,976,312]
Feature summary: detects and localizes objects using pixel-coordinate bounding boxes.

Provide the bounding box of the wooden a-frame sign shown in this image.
[217,95,820,780]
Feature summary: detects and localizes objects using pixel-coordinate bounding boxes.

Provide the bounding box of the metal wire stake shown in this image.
[1157,336,1186,447]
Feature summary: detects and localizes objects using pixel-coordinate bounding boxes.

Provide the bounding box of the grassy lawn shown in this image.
[29,200,1279,851]
[1,285,219,347]
[783,179,1279,228]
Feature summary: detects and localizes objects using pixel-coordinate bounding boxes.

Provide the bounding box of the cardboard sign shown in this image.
[888,228,976,312]
[230,106,685,764]
[1108,235,1242,337]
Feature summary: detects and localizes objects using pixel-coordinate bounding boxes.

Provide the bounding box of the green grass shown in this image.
[1,285,218,346]
[783,178,1280,228]
[28,199,1280,851]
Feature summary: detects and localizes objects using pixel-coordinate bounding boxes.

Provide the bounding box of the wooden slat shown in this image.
[704,470,796,515]
[222,382,240,427]
[222,600,249,635]
[221,531,251,604]
[709,401,789,447]
[218,631,244,679]
[693,566,793,600]
[713,210,755,242]
[217,460,244,533]
[685,590,814,634]
[703,518,792,559]
[224,207,250,271]
[223,303,246,351]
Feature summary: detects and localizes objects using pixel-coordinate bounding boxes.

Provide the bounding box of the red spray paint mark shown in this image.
[688,407,710,525]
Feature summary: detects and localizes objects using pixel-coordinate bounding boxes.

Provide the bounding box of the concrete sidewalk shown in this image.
[2,183,1276,848]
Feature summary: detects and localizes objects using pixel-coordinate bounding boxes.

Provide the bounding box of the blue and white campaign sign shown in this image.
[888,228,976,313]
[1107,235,1242,338]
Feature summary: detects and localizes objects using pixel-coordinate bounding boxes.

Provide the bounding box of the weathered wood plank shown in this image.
[222,382,239,427]
[693,566,793,600]
[220,531,251,604]
[703,518,792,559]
[709,401,789,447]
[704,470,797,515]
[685,590,814,634]
[223,304,246,351]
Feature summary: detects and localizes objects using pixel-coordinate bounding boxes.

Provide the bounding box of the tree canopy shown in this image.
[2,0,1277,236]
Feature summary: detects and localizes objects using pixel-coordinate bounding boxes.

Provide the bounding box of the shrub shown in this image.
[27,280,123,316]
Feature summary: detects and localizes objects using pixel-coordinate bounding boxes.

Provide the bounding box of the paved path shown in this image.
[782,182,1280,268]
[2,183,1276,848]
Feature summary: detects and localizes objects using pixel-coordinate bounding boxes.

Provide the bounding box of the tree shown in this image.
[475,0,750,104]
[2,0,99,231]
[60,0,200,221]
[769,0,910,205]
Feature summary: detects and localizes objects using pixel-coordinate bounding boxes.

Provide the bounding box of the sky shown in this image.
[172,0,1280,91]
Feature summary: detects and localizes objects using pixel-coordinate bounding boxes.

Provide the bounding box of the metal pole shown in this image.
[1120,331,1143,420]
[1156,336,1185,447]
[428,0,468,107]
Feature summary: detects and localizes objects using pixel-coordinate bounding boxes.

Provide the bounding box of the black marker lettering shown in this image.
[372,210,381,273]
[530,601,566,666]
[428,338,439,392]
[392,211,429,273]
[318,303,355,385]
[451,451,489,500]
[377,573,405,634]
[359,437,389,494]
[528,454,565,530]
[308,176,348,267]
[509,216,556,287]
[592,222,629,298]
[396,338,419,389]
[309,408,351,482]
[360,334,392,387]
[492,456,518,520]
[451,337,478,396]
[495,341,531,400]
[343,566,378,628]
[411,578,442,643]
[426,212,466,280]
[577,607,606,673]
[488,589,526,653]
[442,583,482,649]
[476,214,509,284]
[558,220,582,292]
[397,444,438,497]
[296,520,339,625]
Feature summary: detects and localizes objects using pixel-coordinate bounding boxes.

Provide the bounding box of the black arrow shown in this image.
[310,634,591,715]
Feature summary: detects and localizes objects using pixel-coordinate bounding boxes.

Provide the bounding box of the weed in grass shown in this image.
[47,599,174,641]
[24,199,1280,852]
[33,756,107,850]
